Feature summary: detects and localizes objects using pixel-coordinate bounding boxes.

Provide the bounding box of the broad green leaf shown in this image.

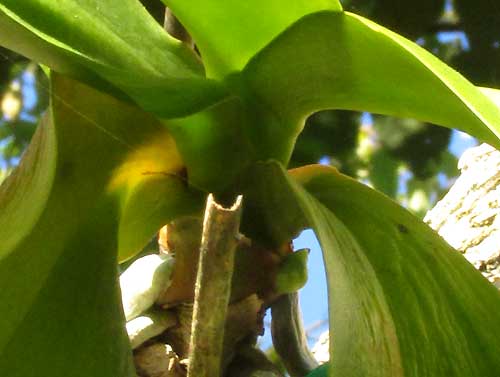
[242,11,500,164]
[118,173,203,261]
[164,97,255,193]
[243,161,500,376]
[0,114,56,257]
[162,0,342,77]
[0,73,202,376]
[0,0,227,117]
[290,164,500,376]
[237,162,307,247]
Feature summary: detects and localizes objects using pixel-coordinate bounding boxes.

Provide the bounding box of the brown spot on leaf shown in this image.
[397,224,409,234]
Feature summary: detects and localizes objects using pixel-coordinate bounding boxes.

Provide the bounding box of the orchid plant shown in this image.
[1,1,500,376]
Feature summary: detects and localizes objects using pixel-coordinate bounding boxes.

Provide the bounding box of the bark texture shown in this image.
[187,195,242,377]
[424,143,500,286]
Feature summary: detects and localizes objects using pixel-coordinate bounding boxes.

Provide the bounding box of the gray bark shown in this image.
[424,143,500,286]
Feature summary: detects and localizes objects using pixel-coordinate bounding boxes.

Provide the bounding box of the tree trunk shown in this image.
[424,143,500,287]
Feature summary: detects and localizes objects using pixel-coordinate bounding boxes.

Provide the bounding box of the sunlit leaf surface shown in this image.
[0,73,202,376]
[163,0,342,77]
[0,0,227,117]
[242,11,500,164]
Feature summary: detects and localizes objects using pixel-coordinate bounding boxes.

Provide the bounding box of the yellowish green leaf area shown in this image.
[286,163,500,377]
[162,0,342,78]
[164,96,255,192]
[0,0,227,117]
[241,11,500,165]
[0,73,202,377]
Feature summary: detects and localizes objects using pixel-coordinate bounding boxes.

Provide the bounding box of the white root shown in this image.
[127,310,177,349]
[120,254,174,321]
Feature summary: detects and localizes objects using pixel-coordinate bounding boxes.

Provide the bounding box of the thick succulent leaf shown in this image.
[0,0,227,117]
[242,11,500,164]
[237,162,308,247]
[164,97,255,193]
[0,73,202,376]
[118,174,203,261]
[162,0,342,77]
[242,161,500,376]
[290,164,500,376]
[0,112,56,257]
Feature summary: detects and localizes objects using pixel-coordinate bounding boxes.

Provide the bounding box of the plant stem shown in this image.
[187,194,243,377]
